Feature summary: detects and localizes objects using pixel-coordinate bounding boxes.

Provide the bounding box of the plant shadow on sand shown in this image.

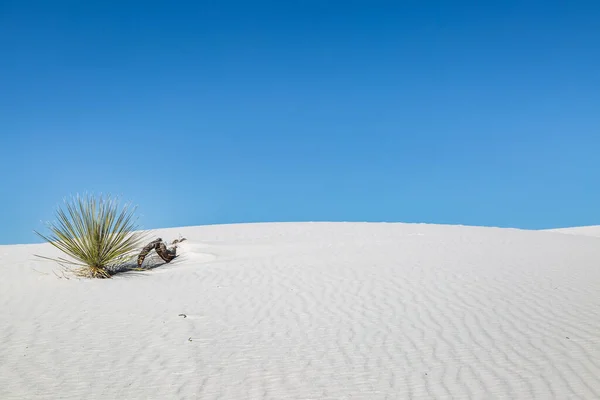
[107,253,184,278]
[44,251,185,280]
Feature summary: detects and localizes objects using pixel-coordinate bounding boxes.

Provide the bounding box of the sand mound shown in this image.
[1,222,599,399]
[545,225,600,238]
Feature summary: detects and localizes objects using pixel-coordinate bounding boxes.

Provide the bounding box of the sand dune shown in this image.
[544,225,600,238]
[1,222,599,399]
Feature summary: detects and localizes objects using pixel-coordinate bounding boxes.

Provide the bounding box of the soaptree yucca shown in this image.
[35,194,147,278]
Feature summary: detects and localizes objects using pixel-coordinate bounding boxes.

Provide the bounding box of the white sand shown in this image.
[545,225,600,238]
[1,222,599,399]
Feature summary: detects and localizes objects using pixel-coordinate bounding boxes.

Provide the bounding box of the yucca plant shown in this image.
[34,194,148,278]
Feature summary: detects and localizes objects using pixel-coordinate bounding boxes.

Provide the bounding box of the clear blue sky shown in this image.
[1,1,599,244]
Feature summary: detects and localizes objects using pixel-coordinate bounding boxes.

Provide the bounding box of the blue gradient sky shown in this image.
[1,1,599,244]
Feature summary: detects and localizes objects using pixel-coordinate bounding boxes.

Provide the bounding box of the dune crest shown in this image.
[545,225,600,238]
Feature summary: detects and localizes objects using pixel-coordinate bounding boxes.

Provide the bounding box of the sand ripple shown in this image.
[1,223,599,399]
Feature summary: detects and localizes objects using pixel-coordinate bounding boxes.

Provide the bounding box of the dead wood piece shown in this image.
[155,241,177,263]
[137,238,178,268]
[137,239,162,267]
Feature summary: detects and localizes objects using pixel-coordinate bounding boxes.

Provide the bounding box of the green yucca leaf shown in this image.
[34,193,149,278]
